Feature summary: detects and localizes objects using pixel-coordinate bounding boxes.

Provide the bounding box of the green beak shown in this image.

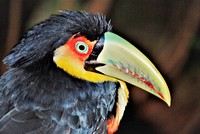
[95,32,171,106]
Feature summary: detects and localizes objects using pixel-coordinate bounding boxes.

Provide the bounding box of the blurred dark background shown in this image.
[0,0,200,133]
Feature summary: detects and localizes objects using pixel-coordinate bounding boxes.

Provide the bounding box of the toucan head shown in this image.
[53,11,171,106]
[4,10,170,106]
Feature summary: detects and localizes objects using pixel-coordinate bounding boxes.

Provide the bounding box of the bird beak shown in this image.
[86,32,171,106]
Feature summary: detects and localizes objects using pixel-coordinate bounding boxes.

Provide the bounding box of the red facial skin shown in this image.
[64,35,94,62]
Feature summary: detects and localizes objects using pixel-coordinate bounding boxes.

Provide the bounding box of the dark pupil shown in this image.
[79,45,85,51]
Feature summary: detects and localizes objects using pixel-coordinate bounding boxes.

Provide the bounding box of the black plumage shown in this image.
[0,11,116,134]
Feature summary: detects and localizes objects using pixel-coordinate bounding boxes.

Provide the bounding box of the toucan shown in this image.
[0,11,170,134]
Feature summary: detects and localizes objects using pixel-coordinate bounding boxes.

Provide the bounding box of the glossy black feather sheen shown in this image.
[0,11,116,134]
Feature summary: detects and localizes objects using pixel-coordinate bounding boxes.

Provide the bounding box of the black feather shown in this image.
[3,10,112,68]
[0,11,115,134]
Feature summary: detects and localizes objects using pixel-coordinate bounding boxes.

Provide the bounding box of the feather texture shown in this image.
[0,63,117,133]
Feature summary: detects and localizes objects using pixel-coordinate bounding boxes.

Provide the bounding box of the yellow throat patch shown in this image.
[53,45,117,83]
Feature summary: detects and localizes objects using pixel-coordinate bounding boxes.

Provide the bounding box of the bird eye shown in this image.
[75,42,89,54]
